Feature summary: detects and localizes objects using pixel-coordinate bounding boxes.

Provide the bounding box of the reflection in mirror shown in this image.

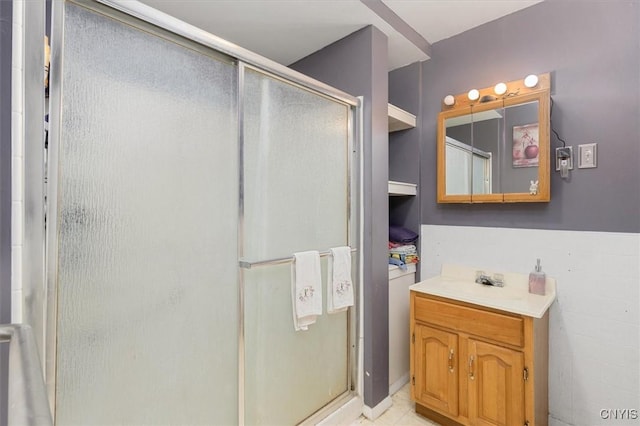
[444,117,472,196]
[503,101,539,193]
[445,137,492,195]
[472,148,491,194]
[471,108,503,195]
[445,109,503,195]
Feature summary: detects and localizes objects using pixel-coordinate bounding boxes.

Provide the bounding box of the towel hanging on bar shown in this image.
[327,247,354,314]
[291,251,323,331]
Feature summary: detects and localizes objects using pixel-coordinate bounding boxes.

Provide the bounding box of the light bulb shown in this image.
[524,74,539,88]
[443,95,455,106]
[468,89,480,101]
[494,82,507,95]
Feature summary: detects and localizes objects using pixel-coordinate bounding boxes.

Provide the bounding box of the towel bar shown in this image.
[239,247,357,269]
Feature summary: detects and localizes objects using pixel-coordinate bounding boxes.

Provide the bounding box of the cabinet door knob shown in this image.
[469,355,475,380]
[448,348,455,372]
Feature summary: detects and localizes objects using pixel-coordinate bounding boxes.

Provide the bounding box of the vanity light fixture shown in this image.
[494,82,507,95]
[443,95,455,106]
[524,74,539,88]
[455,74,540,106]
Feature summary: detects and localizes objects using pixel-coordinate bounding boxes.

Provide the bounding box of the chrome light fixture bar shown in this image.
[442,73,544,108]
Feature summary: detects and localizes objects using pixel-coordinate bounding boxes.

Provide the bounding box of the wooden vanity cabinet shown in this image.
[414,324,459,417]
[410,291,549,426]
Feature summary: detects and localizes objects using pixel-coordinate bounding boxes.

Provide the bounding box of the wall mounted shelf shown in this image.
[388,103,417,132]
[388,180,417,196]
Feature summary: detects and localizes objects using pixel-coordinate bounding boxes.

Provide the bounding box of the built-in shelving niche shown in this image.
[387,103,417,195]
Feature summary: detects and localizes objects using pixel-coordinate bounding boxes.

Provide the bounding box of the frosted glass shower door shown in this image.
[242,68,353,425]
[446,142,472,195]
[51,3,238,424]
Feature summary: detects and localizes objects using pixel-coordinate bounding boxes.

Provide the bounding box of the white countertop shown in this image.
[410,264,556,318]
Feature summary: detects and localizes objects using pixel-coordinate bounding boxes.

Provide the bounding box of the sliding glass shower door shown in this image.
[48,2,358,424]
[50,3,238,424]
[242,68,353,425]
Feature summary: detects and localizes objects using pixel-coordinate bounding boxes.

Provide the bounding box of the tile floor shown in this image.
[350,384,441,426]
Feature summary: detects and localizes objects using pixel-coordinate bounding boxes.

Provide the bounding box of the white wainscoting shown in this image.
[421,225,640,426]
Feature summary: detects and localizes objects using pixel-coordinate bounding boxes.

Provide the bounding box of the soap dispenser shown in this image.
[528,258,546,295]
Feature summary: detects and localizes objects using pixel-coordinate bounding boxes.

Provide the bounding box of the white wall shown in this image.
[421,225,640,426]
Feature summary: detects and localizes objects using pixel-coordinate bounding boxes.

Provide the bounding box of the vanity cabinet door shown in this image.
[467,339,525,426]
[414,324,459,417]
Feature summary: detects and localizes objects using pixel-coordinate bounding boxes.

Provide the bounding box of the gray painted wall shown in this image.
[0,2,12,425]
[291,26,391,408]
[421,0,640,233]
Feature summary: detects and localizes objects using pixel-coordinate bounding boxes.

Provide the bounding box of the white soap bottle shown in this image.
[528,259,546,295]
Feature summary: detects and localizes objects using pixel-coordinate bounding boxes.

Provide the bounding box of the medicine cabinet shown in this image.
[437,73,550,203]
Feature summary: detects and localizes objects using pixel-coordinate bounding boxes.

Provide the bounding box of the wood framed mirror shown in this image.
[437,73,550,203]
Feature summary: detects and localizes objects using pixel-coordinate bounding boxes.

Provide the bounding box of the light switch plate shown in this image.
[578,143,597,168]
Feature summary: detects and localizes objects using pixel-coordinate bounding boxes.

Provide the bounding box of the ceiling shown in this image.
[139,0,542,70]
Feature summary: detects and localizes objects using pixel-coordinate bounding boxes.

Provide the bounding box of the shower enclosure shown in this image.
[44,1,360,424]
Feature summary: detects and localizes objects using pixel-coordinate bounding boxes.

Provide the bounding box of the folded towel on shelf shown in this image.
[389,226,419,244]
[291,251,323,331]
[389,244,417,255]
[327,246,354,314]
[388,257,407,270]
[390,253,419,264]
[388,237,419,267]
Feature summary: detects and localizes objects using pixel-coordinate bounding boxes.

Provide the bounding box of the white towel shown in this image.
[327,246,354,314]
[291,251,323,331]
